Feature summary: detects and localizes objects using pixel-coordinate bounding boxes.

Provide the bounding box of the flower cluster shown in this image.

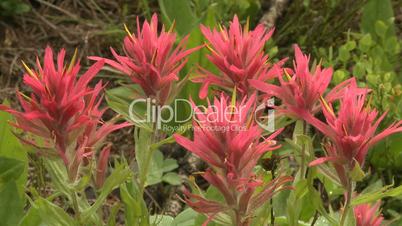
[301,82,402,187]
[193,15,284,99]
[90,14,200,105]
[354,202,383,226]
[0,47,129,182]
[174,94,292,225]
[250,45,362,119]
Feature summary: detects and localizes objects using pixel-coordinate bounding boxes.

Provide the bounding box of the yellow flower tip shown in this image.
[284,69,292,81]
[246,113,254,129]
[123,23,133,39]
[319,95,335,116]
[151,49,158,65]
[204,42,218,55]
[218,23,225,32]
[18,91,32,101]
[218,23,229,41]
[21,60,38,79]
[244,17,250,33]
[365,94,373,111]
[168,20,176,33]
[67,48,78,73]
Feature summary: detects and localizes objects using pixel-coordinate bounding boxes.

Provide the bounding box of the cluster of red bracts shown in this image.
[90,14,201,105]
[174,94,292,225]
[173,15,402,225]
[0,47,130,184]
[354,202,384,226]
[1,13,401,226]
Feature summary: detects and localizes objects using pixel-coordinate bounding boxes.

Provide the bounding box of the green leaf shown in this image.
[338,46,350,62]
[345,40,356,51]
[162,158,179,172]
[0,101,28,195]
[0,157,25,183]
[18,206,42,226]
[158,0,198,36]
[374,20,388,38]
[150,215,174,226]
[106,86,153,132]
[44,159,72,197]
[358,34,373,52]
[352,184,402,206]
[146,149,164,186]
[82,163,131,220]
[162,172,182,185]
[107,203,121,226]
[361,0,395,36]
[333,70,347,83]
[349,160,366,182]
[352,63,365,78]
[25,197,78,226]
[0,181,23,226]
[171,208,198,226]
[385,36,400,54]
[120,180,150,226]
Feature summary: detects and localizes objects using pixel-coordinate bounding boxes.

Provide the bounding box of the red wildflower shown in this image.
[354,202,383,226]
[174,93,292,225]
[303,82,402,186]
[95,144,111,188]
[250,45,362,118]
[0,47,129,180]
[90,14,200,105]
[193,15,284,99]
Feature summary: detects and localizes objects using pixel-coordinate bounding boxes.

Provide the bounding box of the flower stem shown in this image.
[72,191,82,225]
[340,180,352,226]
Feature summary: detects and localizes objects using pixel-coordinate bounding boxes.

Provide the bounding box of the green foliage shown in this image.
[20,197,78,226]
[120,179,150,226]
[0,181,24,226]
[0,101,28,225]
[274,0,365,56]
[147,149,181,186]
[361,0,396,36]
[0,0,30,16]
[319,17,401,169]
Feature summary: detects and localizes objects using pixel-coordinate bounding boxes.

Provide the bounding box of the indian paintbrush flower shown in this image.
[303,82,402,187]
[249,45,362,119]
[194,15,284,99]
[0,47,130,181]
[90,14,200,105]
[354,202,383,226]
[174,93,292,225]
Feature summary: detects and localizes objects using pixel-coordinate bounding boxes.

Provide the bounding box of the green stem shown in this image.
[139,109,160,193]
[340,180,352,226]
[72,191,82,225]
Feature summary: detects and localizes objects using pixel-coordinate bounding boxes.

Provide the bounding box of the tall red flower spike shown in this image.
[250,45,362,119]
[90,14,200,105]
[354,202,383,226]
[194,15,284,99]
[174,93,292,225]
[0,47,130,180]
[303,82,402,187]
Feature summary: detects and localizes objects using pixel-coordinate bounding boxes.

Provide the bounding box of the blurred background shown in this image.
[0,0,401,221]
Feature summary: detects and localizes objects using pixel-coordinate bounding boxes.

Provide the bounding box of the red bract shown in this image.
[303,82,402,186]
[0,47,129,180]
[250,45,359,118]
[354,202,383,226]
[174,94,292,225]
[90,14,200,105]
[194,15,283,99]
